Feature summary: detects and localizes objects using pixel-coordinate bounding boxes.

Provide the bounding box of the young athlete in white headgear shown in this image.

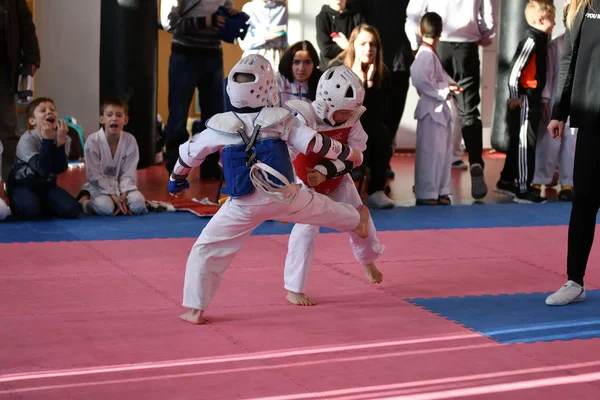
[168,55,371,325]
[283,65,385,306]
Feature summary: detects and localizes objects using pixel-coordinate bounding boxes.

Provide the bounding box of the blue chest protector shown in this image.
[221,126,295,198]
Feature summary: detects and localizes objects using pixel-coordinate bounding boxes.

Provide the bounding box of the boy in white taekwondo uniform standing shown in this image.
[410,12,463,206]
[283,65,385,306]
[78,98,147,216]
[168,55,371,325]
[533,12,576,202]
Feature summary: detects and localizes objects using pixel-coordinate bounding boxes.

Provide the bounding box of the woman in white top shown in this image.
[276,40,323,109]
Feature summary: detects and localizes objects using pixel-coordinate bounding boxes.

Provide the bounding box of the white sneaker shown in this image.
[545,280,586,306]
[367,191,395,209]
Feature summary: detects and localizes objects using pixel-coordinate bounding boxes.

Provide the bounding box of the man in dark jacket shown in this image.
[0,0,40,185]
[315,0,365,70]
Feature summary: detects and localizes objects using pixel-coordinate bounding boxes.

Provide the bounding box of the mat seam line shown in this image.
[81,242,180,307]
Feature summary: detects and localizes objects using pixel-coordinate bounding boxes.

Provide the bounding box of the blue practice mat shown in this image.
[0,202,578,243]
[407,291,600,344]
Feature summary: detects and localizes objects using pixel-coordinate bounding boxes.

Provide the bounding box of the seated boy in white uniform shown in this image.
[168,54,371,325]
[78,98,147,216]
[284,65,385,306]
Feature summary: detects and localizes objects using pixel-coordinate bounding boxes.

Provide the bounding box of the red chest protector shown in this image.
[293,126,351,195]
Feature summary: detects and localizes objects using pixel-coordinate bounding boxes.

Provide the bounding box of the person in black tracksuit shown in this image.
[315,0,365,70]
[545,0,600,306]
[497,2,555,204]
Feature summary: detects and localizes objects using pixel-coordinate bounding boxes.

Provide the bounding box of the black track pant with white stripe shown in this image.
[500,94,540,192]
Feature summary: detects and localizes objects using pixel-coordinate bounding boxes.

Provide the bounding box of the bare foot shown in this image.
[364,263,383,284]
[179,309,206,325]
[352,205,370,239]
[286,290,316,306]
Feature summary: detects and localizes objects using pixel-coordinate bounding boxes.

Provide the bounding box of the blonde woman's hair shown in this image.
[332,24,385,88]
[524,0,556,26]
[566,0,590,28]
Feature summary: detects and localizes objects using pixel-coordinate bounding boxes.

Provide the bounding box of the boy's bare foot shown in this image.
[286,290,316,306]
[352,205,370,239]
[179,309,206,325]
[364,263,383,284]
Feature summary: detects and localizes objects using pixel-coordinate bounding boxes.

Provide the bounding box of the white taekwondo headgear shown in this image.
[312,65,365,124]
[227,54,278,109]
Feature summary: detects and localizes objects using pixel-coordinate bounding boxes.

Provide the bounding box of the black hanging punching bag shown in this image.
[491,0,530,153]
[100,0,158,169]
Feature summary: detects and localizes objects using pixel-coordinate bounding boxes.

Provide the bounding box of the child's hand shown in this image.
[548,120,566,139]
[449,84,463,94]
[507,98,522,110]
[56,119,69,145]
[228,7,240,16]
[119,192,133,215]
[111,194,130,216]
[542,103,550,122]
[168,178,190,198]
[306,168,326,187]
[40,121,55,140]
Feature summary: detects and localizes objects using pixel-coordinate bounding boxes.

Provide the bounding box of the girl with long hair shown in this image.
[332,24,395,209]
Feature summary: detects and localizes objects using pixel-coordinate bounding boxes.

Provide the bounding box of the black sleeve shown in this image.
[507,38,536,100]
[52,144,68,174]
[315,12,343,60]
[27,139,54,177]
[16,0,41,67]
[551,28,575,122]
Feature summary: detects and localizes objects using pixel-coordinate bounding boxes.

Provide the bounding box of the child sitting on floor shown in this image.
[7,97,80,220]
[77,98,147,216]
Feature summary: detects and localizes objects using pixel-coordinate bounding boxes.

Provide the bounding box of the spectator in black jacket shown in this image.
[315,0,365,70]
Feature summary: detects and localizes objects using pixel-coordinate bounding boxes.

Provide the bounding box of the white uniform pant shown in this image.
[283,175,385,293]
[414,115,453,200]
[84,190,147,216]
[533,119,577,188]
[182,189,361,310]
